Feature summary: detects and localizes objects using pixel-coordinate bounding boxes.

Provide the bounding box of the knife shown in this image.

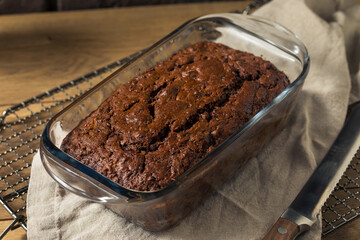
[262,101,360,240]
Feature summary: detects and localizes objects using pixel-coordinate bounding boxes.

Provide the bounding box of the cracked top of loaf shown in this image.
[61,41,290,191]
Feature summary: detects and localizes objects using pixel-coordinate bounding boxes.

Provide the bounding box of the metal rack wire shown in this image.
[1,51,360,240]
[321,148,360,235]
[0,51,143,239]
[0,2,359,238]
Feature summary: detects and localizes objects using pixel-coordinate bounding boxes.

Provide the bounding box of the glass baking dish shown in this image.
[40,13,309,231]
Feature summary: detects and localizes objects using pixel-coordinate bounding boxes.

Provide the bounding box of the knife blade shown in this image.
[262,101,360,240]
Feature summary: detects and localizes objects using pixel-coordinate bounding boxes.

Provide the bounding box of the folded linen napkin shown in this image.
[27,0,360,239]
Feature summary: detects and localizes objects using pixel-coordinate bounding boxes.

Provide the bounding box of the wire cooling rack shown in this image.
[1,53,360,240]
[0,51,143,239]
[1,2,360,239]
[321,147,360,235]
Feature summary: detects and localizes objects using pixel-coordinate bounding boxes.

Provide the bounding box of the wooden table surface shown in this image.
[1,1,360,239]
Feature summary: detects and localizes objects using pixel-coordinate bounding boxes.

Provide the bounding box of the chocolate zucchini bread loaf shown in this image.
[61,42,290,191]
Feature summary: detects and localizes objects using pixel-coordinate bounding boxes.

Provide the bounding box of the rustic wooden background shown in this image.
[0,0,242,14]
[1,0,360,239]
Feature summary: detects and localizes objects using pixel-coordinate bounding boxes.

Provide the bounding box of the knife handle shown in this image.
[262,218,300,240]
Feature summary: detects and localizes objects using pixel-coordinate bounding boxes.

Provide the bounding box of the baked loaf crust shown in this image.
[61,42,290,191]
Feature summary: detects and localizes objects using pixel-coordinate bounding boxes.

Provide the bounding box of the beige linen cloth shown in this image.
[27,0,360,239]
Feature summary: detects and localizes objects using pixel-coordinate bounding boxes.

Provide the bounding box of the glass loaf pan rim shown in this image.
[40,13,310,203]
